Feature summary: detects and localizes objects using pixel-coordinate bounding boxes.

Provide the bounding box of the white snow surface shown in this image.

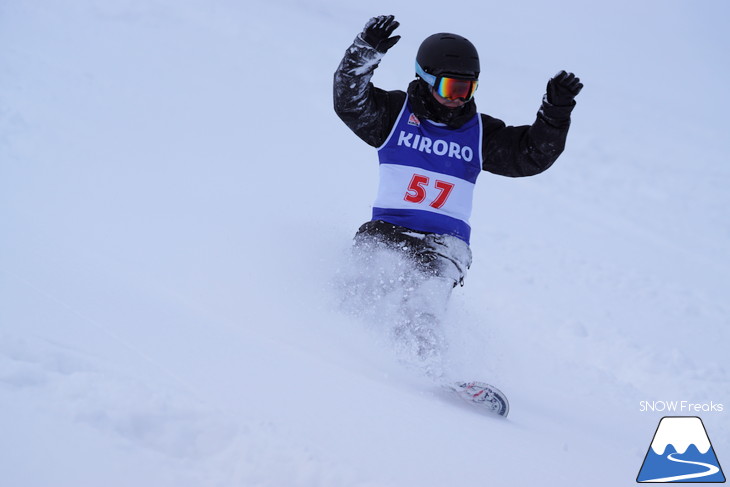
[1,1,729,486]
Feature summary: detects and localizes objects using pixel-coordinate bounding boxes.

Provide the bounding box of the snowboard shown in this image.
[448,381,510,417]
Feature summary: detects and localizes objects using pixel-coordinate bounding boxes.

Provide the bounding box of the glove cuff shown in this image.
[355,34,385,59]
[543,93,576,109]
[539,94,575,127]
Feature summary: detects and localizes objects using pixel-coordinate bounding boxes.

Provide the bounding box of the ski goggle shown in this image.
[416,62,479,101]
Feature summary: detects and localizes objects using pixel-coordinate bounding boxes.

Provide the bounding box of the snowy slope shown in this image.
[1,1,729,486]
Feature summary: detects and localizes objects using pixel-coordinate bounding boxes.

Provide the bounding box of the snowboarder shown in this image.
[333,15,582,367]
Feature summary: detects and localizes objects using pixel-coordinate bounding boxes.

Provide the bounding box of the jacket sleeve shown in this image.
[481,97,575,177]
[333,36,406,148]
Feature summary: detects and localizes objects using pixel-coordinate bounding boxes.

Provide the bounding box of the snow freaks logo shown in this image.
[637,416,726,483]
[640,401,724,413]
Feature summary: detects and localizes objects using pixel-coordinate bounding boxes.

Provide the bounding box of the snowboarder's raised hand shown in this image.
[546,71,583,106]
[360,15,401,53]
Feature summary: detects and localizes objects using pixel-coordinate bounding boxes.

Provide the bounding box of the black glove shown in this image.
[546,71,583,106]
[360,15,400,53]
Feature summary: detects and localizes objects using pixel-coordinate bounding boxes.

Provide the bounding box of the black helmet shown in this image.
[416,33,480,79]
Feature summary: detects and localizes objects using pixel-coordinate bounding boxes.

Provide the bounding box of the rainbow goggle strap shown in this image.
[416,62,479,102]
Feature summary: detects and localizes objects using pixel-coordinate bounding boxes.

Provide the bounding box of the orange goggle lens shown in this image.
[436,77,478,101]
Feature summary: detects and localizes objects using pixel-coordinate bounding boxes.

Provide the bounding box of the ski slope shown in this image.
[1,1,728,486]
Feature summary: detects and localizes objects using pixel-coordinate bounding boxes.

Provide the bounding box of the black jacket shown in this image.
[334,36,576,178]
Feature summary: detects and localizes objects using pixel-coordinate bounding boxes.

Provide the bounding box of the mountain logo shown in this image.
[637,416,725,483]
[407,113,420,127]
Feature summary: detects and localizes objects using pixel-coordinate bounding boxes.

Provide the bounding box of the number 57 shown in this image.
[404,174,454,209]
